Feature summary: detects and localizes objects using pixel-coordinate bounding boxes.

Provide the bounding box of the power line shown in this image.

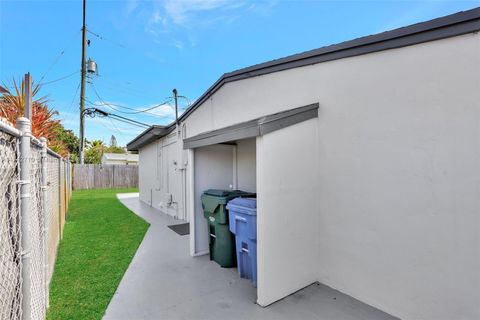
[40,70,80,86]
[86,94,171,118]
[89,82,174,117]
[178,95,192,107]
[113,100,174,115]
[57,83,81,132]
[69,84,81,111]
[87,28,126,49]
[38,29,81,84]
[96,75,151,95]
[93,81,145,98]
[84,107,151,128]
[107,118,137,143]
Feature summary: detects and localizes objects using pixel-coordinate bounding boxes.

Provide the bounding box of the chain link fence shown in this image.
[0,119,72,320]
[0,129,22,320]
[46,154,59,286]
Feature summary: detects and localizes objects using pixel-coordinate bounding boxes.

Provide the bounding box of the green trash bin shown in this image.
[201,189,255,268]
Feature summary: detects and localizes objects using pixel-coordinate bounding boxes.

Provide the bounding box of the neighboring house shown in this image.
[127,9,480,320]
[101,153,139,165]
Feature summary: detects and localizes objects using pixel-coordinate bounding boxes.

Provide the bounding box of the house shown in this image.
[101,152,139,165]
[127,8,480,320]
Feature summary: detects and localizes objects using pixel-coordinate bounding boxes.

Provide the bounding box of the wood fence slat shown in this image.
[73,164,138,190]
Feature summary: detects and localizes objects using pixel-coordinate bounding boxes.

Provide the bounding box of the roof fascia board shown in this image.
[259,104,319,135]
[183,103,319,149]
[127,126,168,151]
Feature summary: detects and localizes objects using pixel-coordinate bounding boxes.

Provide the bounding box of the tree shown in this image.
[53,125,80,162]
[110,135,117,148]
[0,78,59,142]
[106,135,124,153]
[0,77,71,157]
[84,139,105,164]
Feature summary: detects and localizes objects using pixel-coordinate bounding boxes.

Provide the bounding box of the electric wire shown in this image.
[69,83,81,111]
[58,84,81,134]
[40,70,80,86]
[93,81,145,98]
[84,107,151,128]
[38,29,81,85]
[85,95,173,119]
[107,117,139,143]
[89,82,174,117]
[87,28,126,48]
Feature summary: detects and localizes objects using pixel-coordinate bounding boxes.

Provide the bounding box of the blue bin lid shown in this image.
[228,197,257,209]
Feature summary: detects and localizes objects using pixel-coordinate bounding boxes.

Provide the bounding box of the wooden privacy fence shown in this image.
[73,164,138,190]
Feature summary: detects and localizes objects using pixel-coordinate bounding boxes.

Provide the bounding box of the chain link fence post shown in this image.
[39,137,49,309]
[17,117,32,320]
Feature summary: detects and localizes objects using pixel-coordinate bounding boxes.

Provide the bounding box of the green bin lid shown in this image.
[204,189,231,197]
[203,189,253,197]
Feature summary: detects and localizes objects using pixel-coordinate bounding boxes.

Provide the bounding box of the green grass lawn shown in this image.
[47,188,149,320]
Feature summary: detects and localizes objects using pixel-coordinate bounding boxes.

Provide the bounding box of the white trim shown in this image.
[232,146,238,190]
[191,250,209,257]
[187,149,196,257]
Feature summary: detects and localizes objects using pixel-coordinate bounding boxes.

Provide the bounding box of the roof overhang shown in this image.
[127,125,175,151]
[183,103,319,149]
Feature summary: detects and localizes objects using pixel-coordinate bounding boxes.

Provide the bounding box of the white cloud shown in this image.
[172,39,185,49]
[138,0,277,48]
[125,0,140,15]
[144,103,176,118]
[163,0,234,26]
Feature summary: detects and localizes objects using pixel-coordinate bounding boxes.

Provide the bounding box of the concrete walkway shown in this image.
[103,194,398,320]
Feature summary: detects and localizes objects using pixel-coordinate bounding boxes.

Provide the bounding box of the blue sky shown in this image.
[1,0,479,146]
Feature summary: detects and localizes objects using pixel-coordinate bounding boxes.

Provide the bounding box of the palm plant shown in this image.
[0,78,67,155]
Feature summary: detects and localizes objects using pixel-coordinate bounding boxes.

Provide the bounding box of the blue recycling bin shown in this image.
[227,197,257,286]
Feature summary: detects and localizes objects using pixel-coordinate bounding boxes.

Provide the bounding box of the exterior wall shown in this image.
[102,159,125,165]
[138,142,157,206]
[192,144,235,254]
[101,156,138,165]
[180,33,480,320]
[236,138,256,193]
[256,119,319,306]
[139,131,187,219]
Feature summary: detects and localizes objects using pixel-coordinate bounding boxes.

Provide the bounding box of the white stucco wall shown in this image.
[256,119,319,306]
[179,33,480,320]
[138,131,187,219]
[139,141,156,206]
[236,138,256,193]
[193,144,235,254]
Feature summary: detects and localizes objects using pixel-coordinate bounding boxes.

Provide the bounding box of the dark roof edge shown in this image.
[128,7,480,151]
[183,103,319,149]
[127,125,173,151]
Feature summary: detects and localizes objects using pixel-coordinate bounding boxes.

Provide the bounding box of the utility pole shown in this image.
[173,88,179,126]
[79,0,87,164]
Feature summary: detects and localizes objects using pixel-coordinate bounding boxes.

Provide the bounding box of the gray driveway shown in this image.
[103,194,398,320]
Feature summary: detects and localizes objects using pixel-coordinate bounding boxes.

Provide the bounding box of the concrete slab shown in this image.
[103,195,398,320]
